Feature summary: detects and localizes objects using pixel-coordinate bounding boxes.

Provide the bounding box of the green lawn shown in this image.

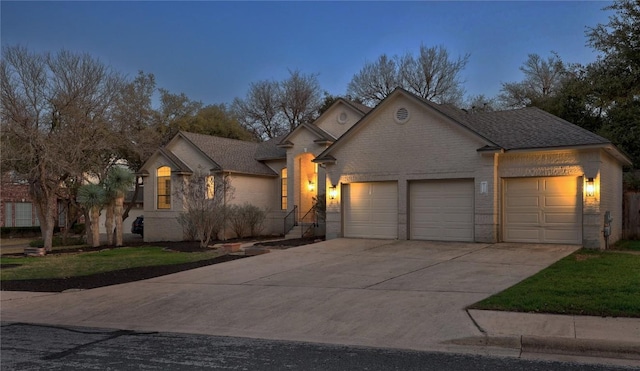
[614,239,640,251]
[1,247,222,281]
[469,249,640,318]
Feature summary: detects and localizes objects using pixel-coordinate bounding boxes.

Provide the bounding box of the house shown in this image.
[1,171,45,230]
[141,88,631,249]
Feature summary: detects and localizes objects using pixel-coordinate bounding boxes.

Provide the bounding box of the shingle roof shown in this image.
[179,131,277,176]
[255,135,287,160]
[409,90,611,150]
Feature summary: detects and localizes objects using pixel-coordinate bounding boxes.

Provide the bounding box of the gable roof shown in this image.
[315,88,631,165]
[179,131,277,176]
[278,98,371,147]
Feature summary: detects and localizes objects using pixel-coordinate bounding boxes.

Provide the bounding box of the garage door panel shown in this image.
[410,180,474,242]
[344,182,398,239]
[504,177,581,244]
[544,213,579,224]
[506,196,540,207]
[505,212,540,224]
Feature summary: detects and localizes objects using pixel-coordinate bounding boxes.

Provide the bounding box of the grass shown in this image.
[469,249,640,318]
[614,239,640,251]
[1,247,222,281]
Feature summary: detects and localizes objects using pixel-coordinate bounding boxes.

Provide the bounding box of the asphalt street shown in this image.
[2,322,637,371]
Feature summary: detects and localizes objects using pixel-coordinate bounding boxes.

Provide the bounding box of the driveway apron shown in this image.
[1,239,578,353]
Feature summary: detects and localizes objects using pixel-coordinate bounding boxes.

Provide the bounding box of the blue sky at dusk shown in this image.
[2,1,612,106]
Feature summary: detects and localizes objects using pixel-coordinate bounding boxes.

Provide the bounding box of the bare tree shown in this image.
[279,69,323,131]
[346,54,399,106]
[499,53,567,108]
[233,70,323,140]
[112,71,162,221]
[465,94,498,112]
[347,44,469,106]
[156,88,203,143]
[399,45,469,105]
[176,171,234,248]
[232,80,283,140]
[1,46,122,251]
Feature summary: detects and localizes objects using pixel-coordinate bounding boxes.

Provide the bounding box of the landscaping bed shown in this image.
[1,238,320,293]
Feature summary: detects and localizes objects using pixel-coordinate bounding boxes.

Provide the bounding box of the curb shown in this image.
[522,336,640,361]
[447,336,640,361]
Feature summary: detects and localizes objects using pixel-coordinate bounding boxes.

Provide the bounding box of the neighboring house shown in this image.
[141,89,630,249]
[0,172,44,228]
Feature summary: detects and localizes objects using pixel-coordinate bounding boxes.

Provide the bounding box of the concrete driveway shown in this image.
[1,239,578,354]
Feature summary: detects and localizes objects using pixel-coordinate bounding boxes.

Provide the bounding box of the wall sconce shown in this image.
[586,178,595,197]
[308,181,315,192]
[329,185,337,200]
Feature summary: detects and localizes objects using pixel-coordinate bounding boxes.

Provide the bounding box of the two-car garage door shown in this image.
[343,180,475,241]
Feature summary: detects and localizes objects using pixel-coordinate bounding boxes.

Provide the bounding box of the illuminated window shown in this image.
[281,168,287,210]
[206,175,215,199]
[157,166,171,209]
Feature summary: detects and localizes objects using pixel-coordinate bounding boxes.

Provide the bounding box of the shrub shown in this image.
[227,203,267,238]
[29,236,85,248]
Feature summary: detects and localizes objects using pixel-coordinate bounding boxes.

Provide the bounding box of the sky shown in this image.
[1,1,613,107]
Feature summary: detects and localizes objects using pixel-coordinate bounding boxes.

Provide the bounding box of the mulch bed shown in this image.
[1,238,322,293]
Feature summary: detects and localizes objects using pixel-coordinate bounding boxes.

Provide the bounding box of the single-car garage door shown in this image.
[410,179,474,241]
[344,182,398,239]
[504,177,581,244]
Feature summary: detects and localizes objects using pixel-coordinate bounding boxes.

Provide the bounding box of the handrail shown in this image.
[299,205,317,238]
[283,205,298,235]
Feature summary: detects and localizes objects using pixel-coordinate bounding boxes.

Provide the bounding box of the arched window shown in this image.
[157,166,171,209]
[281,168,287,210]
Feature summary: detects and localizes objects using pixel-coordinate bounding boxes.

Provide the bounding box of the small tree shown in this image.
[77,184,106,247]
[104,167,135,247]
[177,171,234,248]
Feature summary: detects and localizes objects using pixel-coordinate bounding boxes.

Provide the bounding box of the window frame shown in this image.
[157,166,172,209]
[281,168,288,210]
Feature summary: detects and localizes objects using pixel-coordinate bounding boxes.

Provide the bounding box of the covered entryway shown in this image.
[343,182,398,239]
[409,179,474,241]
[503,176,582,244]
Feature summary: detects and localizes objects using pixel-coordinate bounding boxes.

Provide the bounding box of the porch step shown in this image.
[285,224,315,239]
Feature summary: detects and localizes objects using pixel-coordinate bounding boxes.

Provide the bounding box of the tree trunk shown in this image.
[32,182,58,252]
[91,207,101,247]
[83,208,93,246]
[105,201,114,245]
[115,192,124,247]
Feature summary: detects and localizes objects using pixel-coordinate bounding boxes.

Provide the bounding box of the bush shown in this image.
[1,226,41,238]
[71,223,86,235]
[29,236,85,248]
[227,203,267,238]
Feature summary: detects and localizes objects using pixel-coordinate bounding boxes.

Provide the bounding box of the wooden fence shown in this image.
[623,192,640,239]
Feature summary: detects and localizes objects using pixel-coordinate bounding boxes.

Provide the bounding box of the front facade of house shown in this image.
[141,89,630,249]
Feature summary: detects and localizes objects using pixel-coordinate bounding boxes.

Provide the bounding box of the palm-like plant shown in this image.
[104,167,135,246]
[77,183,106,247]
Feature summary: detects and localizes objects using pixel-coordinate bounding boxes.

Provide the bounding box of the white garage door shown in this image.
[410,180,474,241]
[504,177,581,244]
[344,182,398,239]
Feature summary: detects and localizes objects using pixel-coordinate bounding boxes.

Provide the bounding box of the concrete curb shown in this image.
[522,336,640,361]
[448,336,640,361]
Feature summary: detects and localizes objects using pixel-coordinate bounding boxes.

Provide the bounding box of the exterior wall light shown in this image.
[586,178,595,197]
[329,185,337,200]
[308,181,315,192]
